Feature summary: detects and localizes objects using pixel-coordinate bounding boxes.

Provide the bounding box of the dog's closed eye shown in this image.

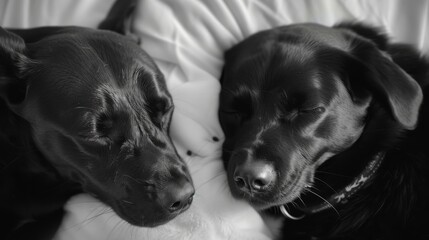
[75,111,125,145]
[96,114,114,133]
[147,99,174,129]
[281,106,326,123]
[95,113,123,143]
[299,106,325,114]
[219,97,253,127]
[220,108,250,120]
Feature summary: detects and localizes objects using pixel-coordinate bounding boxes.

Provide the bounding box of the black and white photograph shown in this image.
[1,0,428,239]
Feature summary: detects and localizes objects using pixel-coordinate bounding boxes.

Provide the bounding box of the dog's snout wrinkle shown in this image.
[252,119,281,142]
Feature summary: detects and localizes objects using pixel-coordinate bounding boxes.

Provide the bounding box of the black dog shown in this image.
[219,22,429,239]
[0,1,193,239]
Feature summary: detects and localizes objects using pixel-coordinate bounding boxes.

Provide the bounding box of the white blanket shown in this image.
[1,0,428,239]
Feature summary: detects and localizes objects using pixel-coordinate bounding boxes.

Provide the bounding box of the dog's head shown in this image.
[0,27,194,226]
[219,23,422,209]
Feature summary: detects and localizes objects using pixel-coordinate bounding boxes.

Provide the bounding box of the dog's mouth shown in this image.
[78,164,195,227]
[226,160,314,210]
[229,179,310,211]
[112,197,192,227]
[86,183,194,227]
[227,150,386,219]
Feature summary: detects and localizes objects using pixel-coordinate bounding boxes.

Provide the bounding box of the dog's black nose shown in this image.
[233,161,275,192]
[162,180,195,213]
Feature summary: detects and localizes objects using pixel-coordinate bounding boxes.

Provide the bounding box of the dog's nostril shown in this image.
[168,193,193,212]
[252,179,268,190]
[163,180,195,213]
[234,176,247,189]
[169,201,182,211]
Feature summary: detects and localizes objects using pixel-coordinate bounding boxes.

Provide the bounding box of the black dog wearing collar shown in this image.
[219,22,429,239]
[0,1,194,239]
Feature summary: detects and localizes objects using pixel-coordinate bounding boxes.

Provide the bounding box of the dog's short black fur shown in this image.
[0,1,194,239]
[219,22,429,239]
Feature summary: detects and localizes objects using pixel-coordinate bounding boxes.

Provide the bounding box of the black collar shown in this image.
[280,152,385,220]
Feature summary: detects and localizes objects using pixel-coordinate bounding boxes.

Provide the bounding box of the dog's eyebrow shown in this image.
[279,90,288,106]
[235,85,259,100]
[134,67,167,99]
[230,86,259,113]
[278,89,313,114]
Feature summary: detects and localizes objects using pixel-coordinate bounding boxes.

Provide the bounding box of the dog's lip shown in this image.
[228,183,300,210]
[226,151,315,208]
[277,167,315,203]
[113,201,169,227]
[112,193,192,227]
[260,185,306,210]
[113,203,144,226]
[229,167,312,210]
[140,203,191,227]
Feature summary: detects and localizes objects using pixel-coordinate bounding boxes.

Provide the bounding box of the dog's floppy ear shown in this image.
[99,0,137,34]
[334,22,423,129]
[345,39,423,130]
[0,27,34,110]
[335,22,389,51]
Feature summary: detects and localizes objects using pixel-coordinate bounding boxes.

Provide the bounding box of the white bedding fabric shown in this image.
[1,0,428,239]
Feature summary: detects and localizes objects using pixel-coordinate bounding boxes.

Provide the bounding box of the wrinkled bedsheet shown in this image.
[1,0,428,239]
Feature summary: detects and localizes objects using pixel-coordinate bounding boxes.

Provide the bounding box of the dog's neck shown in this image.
[0,100,76,187]
[279,103,404,220]
[280,151,385,220]
[0,101,81,214]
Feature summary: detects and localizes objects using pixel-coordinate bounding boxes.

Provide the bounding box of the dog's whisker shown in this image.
[82,204,108,223]
[73,106,98,112]
[297,196,306,208]
[131,224,138,240]
[129,223,138,240]
[373,200,387,217]
[316,170,352,178]
[192,192,204,200]
[122,174,152,186]
[117,220,129,240]
[314,176,338,194]
[122,200,135,205]
[298,151,311,164]
[291,201,300,209]
[307,189,340,217]
[195,171,226,191]
[107,218,124,240]
[0,156,20,173]
[85,208,114,225]
[65,206,113,231]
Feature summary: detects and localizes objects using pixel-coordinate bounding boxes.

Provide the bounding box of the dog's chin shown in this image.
[87,190,188,227]
[114,209,170,227]
[112,200,189,227]
[252,188,306,211]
